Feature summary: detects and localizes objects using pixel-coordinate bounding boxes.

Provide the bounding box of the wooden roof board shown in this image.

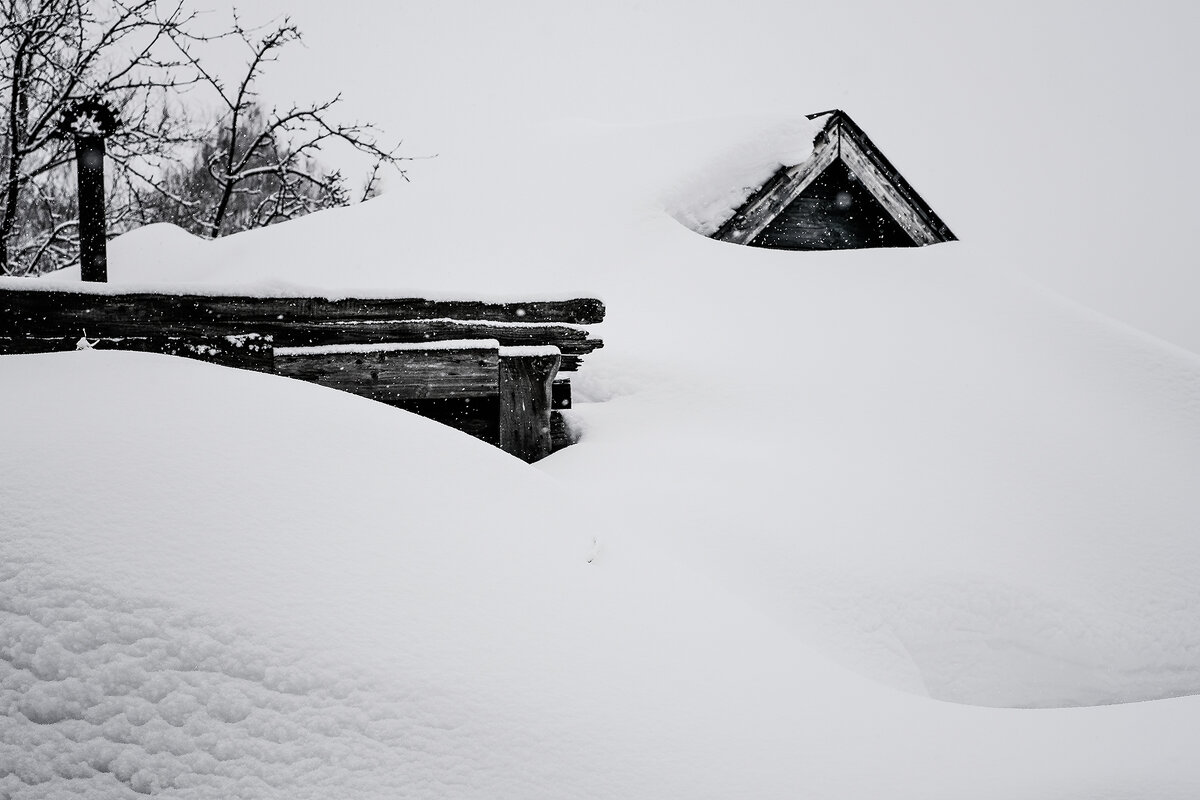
[712,110,956,249]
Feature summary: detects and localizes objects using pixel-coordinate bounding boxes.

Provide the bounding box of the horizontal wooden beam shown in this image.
[0,286,606,340]
[276,317,593,345]
[266,318,603,368]
[273,340,501,402]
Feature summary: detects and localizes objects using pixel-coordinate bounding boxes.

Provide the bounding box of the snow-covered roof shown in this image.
[712,110,956,249]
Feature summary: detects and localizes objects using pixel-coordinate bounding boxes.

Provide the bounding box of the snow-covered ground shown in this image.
[6,0,1200,792]
[6,108,1200,797]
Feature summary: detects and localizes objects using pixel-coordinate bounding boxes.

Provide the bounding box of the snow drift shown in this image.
[4,348,1200,799]
[7,60,1200,800]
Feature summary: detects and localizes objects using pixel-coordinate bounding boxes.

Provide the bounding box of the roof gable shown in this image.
[712,110,955,250]
[753,158,916,250]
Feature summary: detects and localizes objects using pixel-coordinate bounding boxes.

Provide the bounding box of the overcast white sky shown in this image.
[193,0,1200,353]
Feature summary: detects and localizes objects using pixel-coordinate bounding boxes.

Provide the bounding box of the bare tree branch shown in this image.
[0,0,206,274]
[160,15,410,239]
[1,2,413,274]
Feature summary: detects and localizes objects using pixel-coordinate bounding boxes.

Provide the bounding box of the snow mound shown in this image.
[10,63,1200,795]
[19,110,1200,715]
[6,351,1200,798]
[656,114,817,235]
[546,240,1200,709]
[108,223,210,264]
[5,349,1200,797]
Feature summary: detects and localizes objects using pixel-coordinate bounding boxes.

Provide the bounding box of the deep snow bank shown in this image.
[546,238,1200,708]
[29,113,1200,709]
[10,110,1200,795]
[4,351,1200,799]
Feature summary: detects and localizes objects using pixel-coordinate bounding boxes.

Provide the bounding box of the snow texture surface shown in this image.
[5,346,1200,799]
[6,2,1200,794]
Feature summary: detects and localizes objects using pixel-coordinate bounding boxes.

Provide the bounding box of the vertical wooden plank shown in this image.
[498,347,561,463]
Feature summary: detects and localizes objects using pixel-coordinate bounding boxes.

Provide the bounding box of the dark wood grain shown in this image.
[0,287,606,339]
[752,159,915,251]
[550,410,575,453]
[498,351,561,463]
[274,345,501,401]
[269,319,602,369]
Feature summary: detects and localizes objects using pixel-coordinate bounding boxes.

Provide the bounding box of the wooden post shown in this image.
[499,346,561,463]
[59,98,119,283]
[74,134,108,282]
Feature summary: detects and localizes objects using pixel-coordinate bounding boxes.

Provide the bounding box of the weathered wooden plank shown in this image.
[267,318,603,368]
[831,115,955,244]
[274,340,501,402]
[498,347,561,463]
[838,132,939,246]
[0,333,274,371]
[278,317,592,345]
[0,285,606,339]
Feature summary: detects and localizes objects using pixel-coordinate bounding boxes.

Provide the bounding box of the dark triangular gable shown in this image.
[712,110,956,250]
[753,159,916,250]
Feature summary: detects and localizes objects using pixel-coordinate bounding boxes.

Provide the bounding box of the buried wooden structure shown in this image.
[0,285,605,462]
[713,110,956,251]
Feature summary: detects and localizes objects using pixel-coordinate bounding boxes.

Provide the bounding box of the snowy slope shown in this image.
[552,239,1200,708]
[4,351,1200,800]
[8,55,1200,800]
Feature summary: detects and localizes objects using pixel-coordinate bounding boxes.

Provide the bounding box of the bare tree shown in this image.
[164,17,408,239]
[0,0,200,275]
[1,4,410,275]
